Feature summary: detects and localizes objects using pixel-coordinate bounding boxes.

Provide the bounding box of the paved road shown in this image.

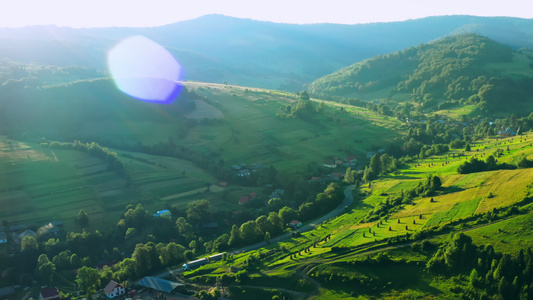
[151,185,355,278]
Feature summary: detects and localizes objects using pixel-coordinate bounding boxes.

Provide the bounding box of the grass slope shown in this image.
[185,132,533,299]
[0,137,220,231]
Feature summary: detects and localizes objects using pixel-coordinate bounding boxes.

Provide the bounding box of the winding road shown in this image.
[151,185,355,278]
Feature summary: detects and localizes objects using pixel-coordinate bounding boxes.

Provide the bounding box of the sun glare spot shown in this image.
[107,36,184,103]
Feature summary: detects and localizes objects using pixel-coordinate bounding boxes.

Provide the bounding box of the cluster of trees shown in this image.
[363,153,399,182]
[276,91,319,121]
[227,183,345,248]
[457,155,516,174]
[41,140,125,176]
[426,233,533,299]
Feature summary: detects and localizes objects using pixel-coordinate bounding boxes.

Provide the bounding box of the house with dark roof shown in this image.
[104,280,125,299]
[39,287,60,300]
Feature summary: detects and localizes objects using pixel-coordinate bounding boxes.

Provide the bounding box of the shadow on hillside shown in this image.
[440,185,465,195]
[382,174,422,180]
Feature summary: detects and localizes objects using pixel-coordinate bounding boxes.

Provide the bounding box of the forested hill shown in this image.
[1,15,533,90]
[309,34,533,115]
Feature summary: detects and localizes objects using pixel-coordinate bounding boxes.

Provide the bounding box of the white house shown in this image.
[104,280,126,299]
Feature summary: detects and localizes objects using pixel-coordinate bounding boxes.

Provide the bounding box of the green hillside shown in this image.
[181,133,533,299]
[309,34,533,115]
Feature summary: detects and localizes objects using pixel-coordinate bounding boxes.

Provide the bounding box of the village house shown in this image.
[289,220,302,228]
[343,156,358,167]
[0,232,7,244]
[327,172,344,181]
[308,176,326,185]
[499,128,517,137]
[323,160,337,168]
[104,280,126,299]
[153,210,172,218]
[39,287,60,300]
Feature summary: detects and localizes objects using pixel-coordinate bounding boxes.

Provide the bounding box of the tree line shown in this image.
[40,140,125,176]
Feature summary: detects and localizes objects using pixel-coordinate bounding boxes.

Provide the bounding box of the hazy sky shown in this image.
[1,0,532,28]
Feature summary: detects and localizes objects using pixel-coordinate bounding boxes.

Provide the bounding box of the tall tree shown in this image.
[299,90,310,100]
[75,266,100,293]
[228,225,241,247]
[186,199,211,224]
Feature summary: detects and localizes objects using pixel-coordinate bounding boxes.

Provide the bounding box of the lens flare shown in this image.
[107,36,183,103]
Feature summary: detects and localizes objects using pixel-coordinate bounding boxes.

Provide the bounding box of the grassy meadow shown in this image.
[0,137,223,232]
[182,82,404,171]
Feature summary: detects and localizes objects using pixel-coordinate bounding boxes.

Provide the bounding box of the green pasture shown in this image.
[435,104,478,118]
[465,212,533,255]
[0,138,226,232]
[189,83,403,171]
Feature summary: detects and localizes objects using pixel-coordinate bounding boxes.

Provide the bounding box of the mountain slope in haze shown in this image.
[309,34,533,115]
[1,15,533,90]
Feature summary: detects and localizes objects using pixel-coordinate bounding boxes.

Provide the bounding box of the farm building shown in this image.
[39,287,60,300]
[104,280,126,298]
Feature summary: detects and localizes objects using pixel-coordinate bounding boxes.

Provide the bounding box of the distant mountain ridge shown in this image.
[0,14,532,90]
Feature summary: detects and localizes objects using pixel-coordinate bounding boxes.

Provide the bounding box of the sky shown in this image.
[0,0,532,28]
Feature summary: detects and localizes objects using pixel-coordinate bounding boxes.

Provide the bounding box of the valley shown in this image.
[1,13,533,300]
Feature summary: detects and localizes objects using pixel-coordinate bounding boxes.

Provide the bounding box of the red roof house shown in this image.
[289,220,302,228]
